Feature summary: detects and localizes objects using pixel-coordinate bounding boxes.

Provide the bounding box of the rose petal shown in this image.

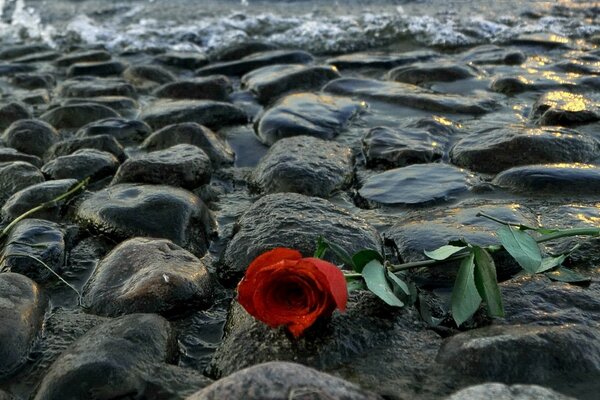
[303,258,348,312]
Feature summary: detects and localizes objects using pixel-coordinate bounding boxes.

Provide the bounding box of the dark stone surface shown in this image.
[54,50,112,68]
[241,64,341,104]
[450,125,600,173]
[212,41,279,62]
[459,45,526,65]
[14,51,59,63]
[1,179,77,222]
[40,103,120,130]
[324,78,498,114]
[76,184,216,257]
[82,237,213,317]
[0,273,47,379]
[255,93,364,146]
[190,361,382,400]
[196,50,314,77]
[33,314,177,400]
[62,96,139,117]
[530,91,600,126]
[59,78,137,98]
[141,99,247,130]
[140,122,234,166]
[154,51,209,69]
[2,119,60,157]
[493,164,600,195]
[153,75,232,101]
[220,192,381,284]
[41,149,119,181]
[446,384,576,400]
[0,44,51,60]
[45,134,126,163]
[0,147,42,167]
[387,62,478,85]
[0,161,44,206]
[0,102,32,131]
[11,73,56,90]
[359,164,472,206]
[75,118,152,145]
[326,50,440,70]
[111,144,211,189]
[251,135,353,197]
[1,219,65,282]
[123,64,175,90]
[67,60,127,77]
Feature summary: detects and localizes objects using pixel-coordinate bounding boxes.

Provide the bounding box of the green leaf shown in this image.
[424,245,467,261]
[352,249,384,273]
[346,278,366,293]
[387,270,411,296]
[450,252,481,326]
[537,254,567,273]
[546,267,591,284]
[362,260,404,307]
[314,236,328,259]
[533,227,559,235]
[497,225,542,274]
[473,246,504,318]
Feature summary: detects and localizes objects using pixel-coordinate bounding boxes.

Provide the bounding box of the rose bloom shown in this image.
[237,248,348,337]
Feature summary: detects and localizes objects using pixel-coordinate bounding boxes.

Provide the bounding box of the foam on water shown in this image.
[0,0,598,53]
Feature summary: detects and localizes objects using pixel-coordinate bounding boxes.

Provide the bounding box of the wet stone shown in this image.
[0,44,51,60]
[212,41,279,62]
[13,51,59,64]
[362,122,451,168]
[359,163,471,206]
[0,161,44,206]
[196,50,314,77]
[192,361,382,400]
[45,134,126,163]
[123,64,175,90]
[324,78,498,115]
[18,89,50,106]
[0,102,32,131]
[459,45,526,65]
[154,51,209,69]
[510,33,571,49]
[0,63,36,76]
[530,91,600,126]
[489,73,597,95]
[251,135,353,197]
[33,314,178,400]
[1,219,65,282]
[552,59,600,76]
[141,122,234,166]
[450,125,600,174]
[241,64,341,104]
[384,205,533,285]
[111,144,211,189]
[207,292,441,399]
[387,62,479,85]
[141,99,247,130]
[54,50,112,67]
[437,324,600,386]
[255,93,364,146]
[326,50,440,70]
[0,147,42,167]
[76,184,216,257]
[493,164,600,195]
[40,103,120,130]
[82,237,213,317]
[220,192,381,284]
[11,73,55,90]
[63,96,139,117]
[1,179,77,222]
[75,118,152,145]
[59,78,137,98]
[446,384,576,400]
[41,149,119,181]
[67,60,127,77]
[0,273,47,379]
[2,119,60,157]
[153,75,232,101]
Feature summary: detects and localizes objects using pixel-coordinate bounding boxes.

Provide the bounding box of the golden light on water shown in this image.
[542,91,589,112]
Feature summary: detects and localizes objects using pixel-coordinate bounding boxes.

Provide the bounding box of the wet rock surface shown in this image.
[0,161,44,206]
[446,384,576,400]
[220,192,381,284]
[40,103,120,130]
[0,273,47,379]
[196,50,314,76]
[2,120,59,158]
[255,93,364,145]
[251,135,353,197]
[45,134,126,162]
[141,99,247,130]
[76,184,216,256]
[75,118,151,145]
[82,238,213,317]
[154,75,232,101]
[41,149,119,181]
[493,164,600,195]
[1,179,77,221]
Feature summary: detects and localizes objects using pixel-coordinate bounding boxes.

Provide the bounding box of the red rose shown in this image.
[237,248,348,337]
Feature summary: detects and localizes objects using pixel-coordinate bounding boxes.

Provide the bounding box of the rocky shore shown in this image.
[0,29,599,400]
